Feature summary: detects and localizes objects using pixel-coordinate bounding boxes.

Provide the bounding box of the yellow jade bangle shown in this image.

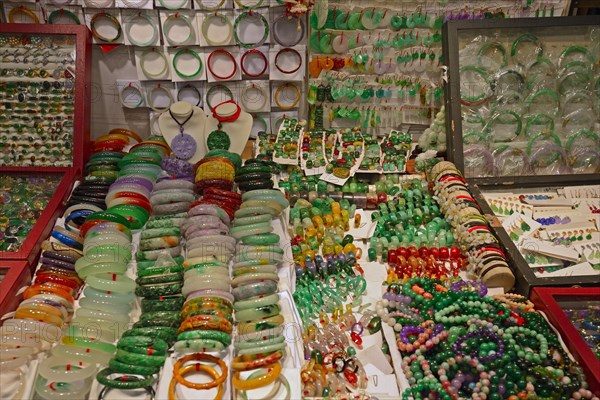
[8,6,40,23]
[169,363,224,400]
[237,314,284,335]
[173,353,228,390]
[274,83,301,110]
[14,307,64,327]
[232,362,282,390]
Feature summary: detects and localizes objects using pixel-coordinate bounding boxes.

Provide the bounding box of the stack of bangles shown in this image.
[428,161,515,291]
[234,158,276,192]
[231,188,290,397]
[193,150,242,195]
[97,177,194,394]
[1,130,136,399]
[169,197,241,399]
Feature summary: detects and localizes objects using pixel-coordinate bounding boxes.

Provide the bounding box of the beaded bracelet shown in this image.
[90,12,122,43]
[234,11,269,49]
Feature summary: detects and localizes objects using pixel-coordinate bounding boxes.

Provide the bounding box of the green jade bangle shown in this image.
[141,296,184,313]
[526,131,562,156]
[86,211,131,228]
[205,84,234,111]
[511,33,543,65]
[75,262,127,279]
[477,41,507,68]
[484,110,522,142]
[232,265,277,278]
[232,280,278,301]
[241,233,280,245]
[97,368,156,390]
[235,304,281,322]
[48,9,80,25]
[234,334,284,350]
[233,214,272,227]
[234,11,269,49]
[459,66,490,104]
[135,282,183,298]
[177,329,232,345]
[238,341,286,356]
[525,114,555,137]
[173,48,203,79]
[525,89,559,114]
[62,336,117,354]
[174,339,226,352]
[109,204,149,229]
[559,45,592,68]
[109,358,159,376]
[117,336,169,356]
[83,244,132,264]
[566,129,600,154]
[123,327,178,345]
[140,227,181,240]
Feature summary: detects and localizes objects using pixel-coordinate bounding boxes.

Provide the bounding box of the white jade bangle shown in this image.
[51,344,113,365]
[1,319,62,344]
[231,272,279,288]
[119,82,145,109]
[147,85,174,113]
[125,13,158,47]
[163,13,196,46]
[39,356,97,383]
[182,281,230,298]
[187,246,235,259]
[202,13,233,46]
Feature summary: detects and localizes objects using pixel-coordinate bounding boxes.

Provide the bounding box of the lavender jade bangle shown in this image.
[529,143,572,174]
[188,205,231,226]
[182,215,229,232]
[112,175,155,190]
[184,221,230,238]
[463,144,495,177]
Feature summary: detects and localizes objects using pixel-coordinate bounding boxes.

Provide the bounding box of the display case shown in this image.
[442,16,600,187]
[530,287,600,393]
[0,260,31,317]
[0,24,91,266]
[441,17,600,294]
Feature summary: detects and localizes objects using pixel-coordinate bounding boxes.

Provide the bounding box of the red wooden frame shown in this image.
[0,24,91,267]
[530,287,600,394]
[0,260,31,317]
[0,23,92,172]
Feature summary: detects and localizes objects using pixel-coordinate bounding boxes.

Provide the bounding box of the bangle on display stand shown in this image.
[48,9,81,25]
[163,13,196,46]
[125,13,158,47]
[511,33,543,65]
[147,85,174,113]
[484,110,522,142]
[121,0,150,5]
[565,129,600,154]
[207,49,237,80]
[274,83,301,110]
[524,114,555,138]
[177,84,202,106]
[234,11,269,49]
[558,45,592,68]
[8,6,40,23]
[158,0,188,10]
[275,48,302,75]
[91,12,122,43]
[202,13,233,46]
[196,0,226,11]
[272,14,305,47]
[477,41,507,68]
[234,0,264,9]
[526,131,561,156]
[240,49,268,78]
[206,84,234,111]
[459,66,490,106]
[172,48,203,79]
[463,145,495,177]
[140,48,169,79]
[241,83,267,112]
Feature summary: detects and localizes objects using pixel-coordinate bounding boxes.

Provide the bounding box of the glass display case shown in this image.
[0,24,91,266]
[0,260,31,316]
[443,16,599,186]
[531,287,600,393]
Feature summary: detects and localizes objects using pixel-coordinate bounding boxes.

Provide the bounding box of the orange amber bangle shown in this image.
[173,353,228,390]
[109,128,143,143]
[169,363,224,400]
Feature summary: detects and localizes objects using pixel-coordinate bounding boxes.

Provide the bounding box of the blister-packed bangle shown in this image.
[463,144,495,178]
[459,66,491,106]
[493,146,531,177]
[490,69,526,104]
[477,41,507,69]
[529,143,570,175]
[569,149,600,173]
[510,33,543,66]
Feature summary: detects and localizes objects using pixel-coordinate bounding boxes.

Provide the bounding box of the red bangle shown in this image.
[35,274,81,291]
[274,47,302,75]
[212,100,242,123]
[207,49,237,80]
[203,188,242,201]
[240,49,267,78]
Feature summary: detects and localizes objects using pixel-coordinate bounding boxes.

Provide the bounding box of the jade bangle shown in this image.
[237,341,286,356]
[232,280,278,301]
[82,286,134,305]
[241,233,280,245]
[75,262,127,279]
[87,273,136,293]
[484,110,522,142]
[233,213,272,227]
[177,329,232,345]
[234,334,284,350]
[62,335,116,354]
[234,11,269,49]
[231,272,279,289]
[135,282,183,298]
[117,336,169,356]
[234,293,279,311]
[109,358,159,376]
[459,66,490,104]
[566,129,599,154]
[173,48,203,79]
[526,131,562,155]
[511,33,543,65]
[122,327,178,345]
[174,339,226,353]
[477,41,507,68]
[96,368,156,390]
[141,296,184,313]
[232,264,277,277]
[136,272,182,285]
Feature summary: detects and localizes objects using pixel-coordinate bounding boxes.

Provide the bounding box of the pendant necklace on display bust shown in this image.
[169,108,196,160]
[207,100,241,151]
